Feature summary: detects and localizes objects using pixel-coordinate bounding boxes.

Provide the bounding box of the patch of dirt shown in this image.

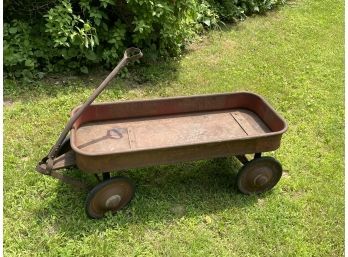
[282,170,290,178]
[21,156,29,162]
[4,99,13,107]
[290,190,305,200]
[257,198,266,206]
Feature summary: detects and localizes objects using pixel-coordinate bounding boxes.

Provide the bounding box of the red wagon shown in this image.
[37,48,288,218]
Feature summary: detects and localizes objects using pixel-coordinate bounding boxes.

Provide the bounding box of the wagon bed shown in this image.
[70,93,287,172]
[75,109,270,154]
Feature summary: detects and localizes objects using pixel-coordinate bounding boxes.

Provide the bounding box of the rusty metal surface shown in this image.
[44,48,143,165]
[236,155,249,164]
[51,150,76,170]
[70,92,288,173]
[36,162,88,190]
[75,109,270,154]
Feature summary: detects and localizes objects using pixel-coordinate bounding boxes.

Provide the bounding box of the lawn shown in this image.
[4,0,344,256]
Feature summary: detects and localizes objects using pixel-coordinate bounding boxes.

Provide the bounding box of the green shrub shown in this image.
[3,20,57,81]
[4,0,285,80]
[209,0,286,22]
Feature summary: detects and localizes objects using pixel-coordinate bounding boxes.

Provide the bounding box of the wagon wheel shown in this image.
[85,176,135,219]
[237,157,282,195]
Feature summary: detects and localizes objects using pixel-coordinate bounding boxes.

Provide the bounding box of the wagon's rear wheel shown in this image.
[237,157,282,195]
[85,176,135,219]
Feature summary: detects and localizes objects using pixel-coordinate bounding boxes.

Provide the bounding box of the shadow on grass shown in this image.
[33,157,270,239]
[4,57,182,102]
[4,23,244,102]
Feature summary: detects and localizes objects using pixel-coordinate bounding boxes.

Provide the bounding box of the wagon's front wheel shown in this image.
[237,157,282,195]
[85,176,135,219]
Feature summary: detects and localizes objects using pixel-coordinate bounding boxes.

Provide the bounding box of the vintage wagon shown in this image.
[37,48,288,218]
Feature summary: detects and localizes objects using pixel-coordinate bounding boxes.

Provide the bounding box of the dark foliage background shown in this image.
[4,0,285,80]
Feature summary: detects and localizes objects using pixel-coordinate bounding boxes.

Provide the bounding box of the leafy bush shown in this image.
[3,20,57,81]
[4,0,286,80]
[209,0,286,22]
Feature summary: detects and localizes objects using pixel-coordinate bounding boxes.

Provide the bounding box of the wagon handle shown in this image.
[41,48,143,171]
[124,47,143,62]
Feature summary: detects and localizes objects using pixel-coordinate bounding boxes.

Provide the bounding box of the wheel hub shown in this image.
[254,174,269,186]
[105,195,122,209]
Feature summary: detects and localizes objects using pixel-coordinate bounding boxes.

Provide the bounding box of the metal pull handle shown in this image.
[45,48,143,164]
[124,47,143,62]
[102,47,143,84]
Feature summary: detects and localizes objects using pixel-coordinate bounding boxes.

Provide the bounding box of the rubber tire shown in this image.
[237,156,282,195]
[85,176,135,219]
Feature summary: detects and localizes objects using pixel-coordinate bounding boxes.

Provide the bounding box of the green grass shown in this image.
[4,0,344,256]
